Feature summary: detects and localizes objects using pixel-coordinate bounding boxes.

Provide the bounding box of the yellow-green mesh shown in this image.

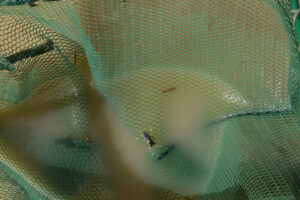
[0,0,299,199]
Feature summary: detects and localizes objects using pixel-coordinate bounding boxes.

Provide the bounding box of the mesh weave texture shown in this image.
[0,0,299,199]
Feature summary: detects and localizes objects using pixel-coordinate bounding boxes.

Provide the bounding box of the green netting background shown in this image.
[0,0,299,199]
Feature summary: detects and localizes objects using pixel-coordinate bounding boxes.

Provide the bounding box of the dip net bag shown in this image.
[0,0,299,199]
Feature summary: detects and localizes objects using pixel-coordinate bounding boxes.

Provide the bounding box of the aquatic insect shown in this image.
[143,131,155,147]
[81,133,91,144]
[162,86,177,94]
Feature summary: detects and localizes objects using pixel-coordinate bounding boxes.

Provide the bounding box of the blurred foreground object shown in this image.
[0,0,299,199]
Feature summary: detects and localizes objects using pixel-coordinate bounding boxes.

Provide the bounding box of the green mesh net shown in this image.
[0,0,299,199]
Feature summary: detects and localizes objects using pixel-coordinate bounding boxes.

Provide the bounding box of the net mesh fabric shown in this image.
[0,0,299,199]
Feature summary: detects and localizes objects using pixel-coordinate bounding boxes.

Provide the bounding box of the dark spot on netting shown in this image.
[29,0,59,6]
[6,39,54,64]
[43,165,99,196]
[198,185,248,199]
[55,138,91,150]
[292,171,300,199]
[0,61,16,72]
[0,0,59,6]
[28,1,37,7]
[157,145,175,161]
[162,86,177,94]
[74,52,77,64]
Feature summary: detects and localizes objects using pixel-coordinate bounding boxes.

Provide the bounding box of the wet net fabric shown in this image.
[0,0,299,199]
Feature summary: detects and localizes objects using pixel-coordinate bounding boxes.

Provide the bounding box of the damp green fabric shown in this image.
[0,0,299,199]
